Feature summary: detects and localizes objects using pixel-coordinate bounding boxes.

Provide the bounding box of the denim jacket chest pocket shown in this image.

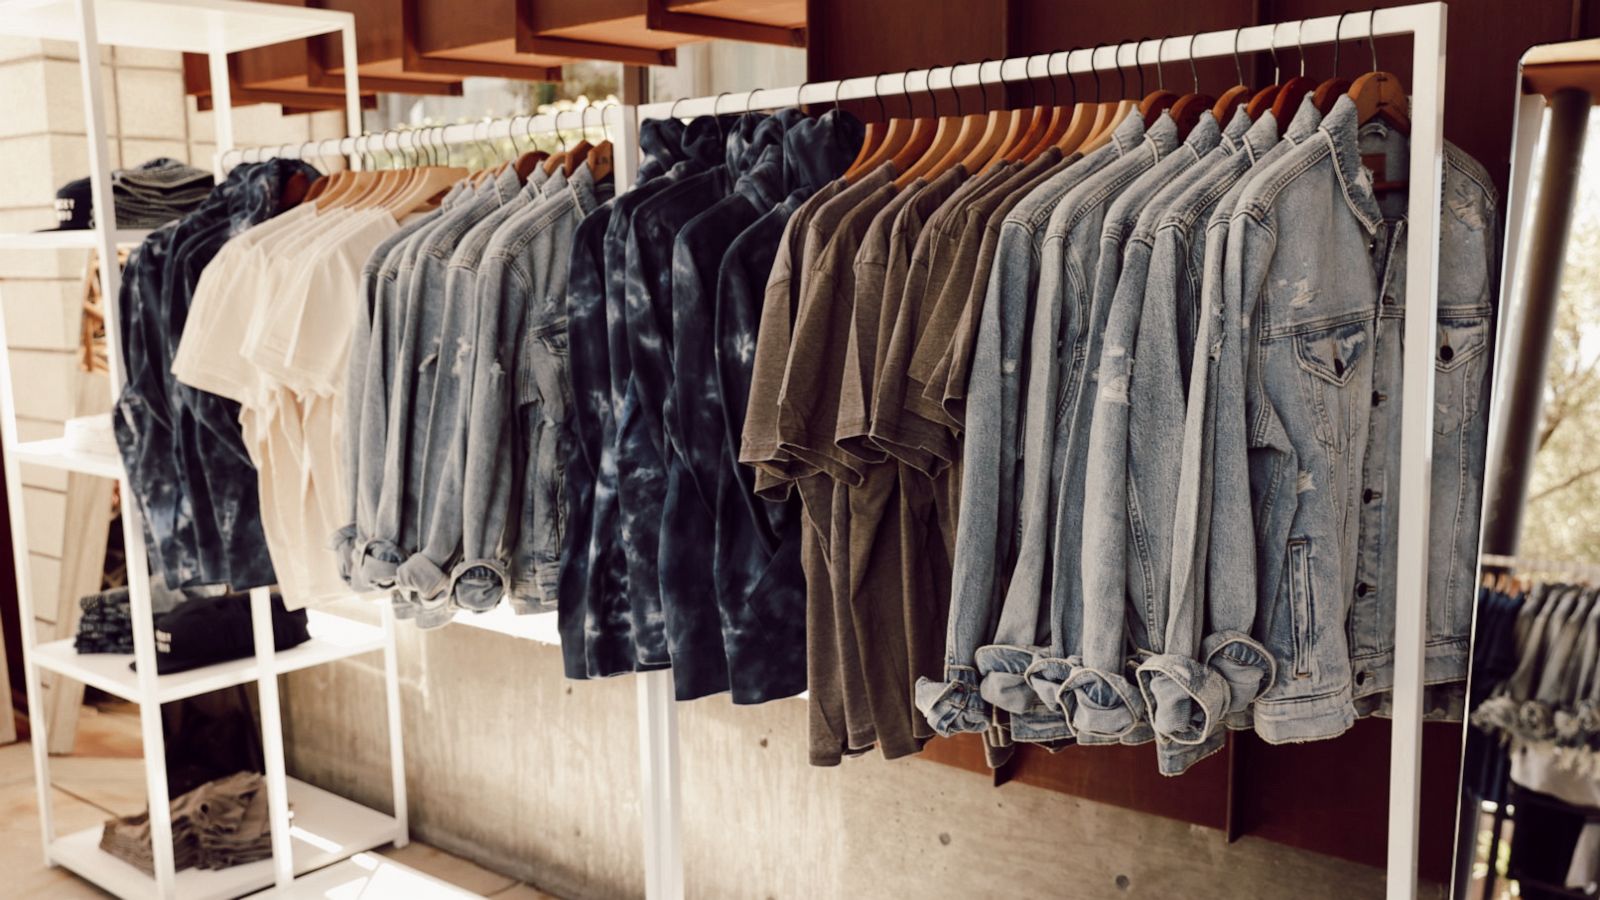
[1293,320,1372,453]
[1431,317,1491,434]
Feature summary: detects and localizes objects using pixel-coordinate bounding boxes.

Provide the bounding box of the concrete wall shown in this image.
[283,622,1438,900]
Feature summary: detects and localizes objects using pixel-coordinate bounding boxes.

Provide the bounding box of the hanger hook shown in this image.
[1367,8,1380,71]
[1231,27,1244,85]
[1269,22,1284,83]
[381,130,397,168]
[712,91,732,148]
[508,115,525,157]
[978,58,998,112]
[1044,50,1064,108]
[1295,19,1307,77]
[1333,10,1354,78]
[604,101,616,141]
[1114,42,1129,98]
[1152,37,1165,93]
[833,74,844,113]
[669,95,686,121]
[946,61,964,117]
[1028,54,1049,108]
[1089,44,1104,103]
[870,72,889,124]
[1187,32,1200,93]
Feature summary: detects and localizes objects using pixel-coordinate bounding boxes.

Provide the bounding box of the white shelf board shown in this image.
[245,852,485,899]
[13,438,123,479]
[0,229,152,250]
[49,777,399,900]
[33,609,385,704]
[0,0,351,53]
[448,604,560,646]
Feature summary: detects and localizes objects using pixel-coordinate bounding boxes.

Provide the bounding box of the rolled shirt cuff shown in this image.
[1062,663,1148,744]
[395,552,452,606]
[355,538,405,591]
[449,558,509,612]
[915,666,991,737]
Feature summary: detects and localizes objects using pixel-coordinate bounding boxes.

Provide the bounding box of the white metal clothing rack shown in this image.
[0,1,412,899]
[634,7,1448,900]
[211,6,1450,900]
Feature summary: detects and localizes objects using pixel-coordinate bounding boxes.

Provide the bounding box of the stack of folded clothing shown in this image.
[99,771,277,874]
[109,158,214,228]
[74,587,133,654]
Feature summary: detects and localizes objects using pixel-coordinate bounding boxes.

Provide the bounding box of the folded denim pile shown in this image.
[74,587,132,654]
[99,771,276,874]
[110,158,215,229]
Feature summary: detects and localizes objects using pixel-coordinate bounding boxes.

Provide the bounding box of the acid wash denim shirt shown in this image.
[600,116,726,669]
[561,117,703,677]
[1122,106,1297,776]
[1222,95,1495,743]
[711,110,863,704]
[115,159,315,592]
[917,116,1139,740]
[627,113,770,698]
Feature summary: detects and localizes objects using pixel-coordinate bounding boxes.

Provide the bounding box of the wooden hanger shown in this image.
[1348,11,1410,192]
[843,76,891,176]
[852,71,923,179]
[1269,22,1317,124]
[1054,47,1100,154]
[1019,49,1073,159]
[1349,11,1410,136]
[585,103,616,183]
[1137,39,1180,127]
[958,60,1024,173]
[564,108,594,177]
[1081,43,1139,155]
[1001,55,1051,162]
[894,64,968,186]
[1168,37,1217,139]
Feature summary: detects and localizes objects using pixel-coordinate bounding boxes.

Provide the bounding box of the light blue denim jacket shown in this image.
[1009,115,1183,741]
[1221,95,1494,742]
[1067,113,1227,748]
[1346,119,1498,718]
[396,169,542,608]
[1126,106,1307,775]
[918,116,1138,740]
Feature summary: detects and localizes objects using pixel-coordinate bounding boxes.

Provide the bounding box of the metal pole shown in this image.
[1479,87,1592,556]
[1387,5,1447,898]
[380,600,409,846]
[249,586,296,888]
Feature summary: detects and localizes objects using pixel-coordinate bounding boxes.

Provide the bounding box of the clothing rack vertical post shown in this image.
[0,1,409,898]
[638,7,1449,897]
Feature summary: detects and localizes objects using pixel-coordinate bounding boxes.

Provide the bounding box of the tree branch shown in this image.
[1529,460,1600,504]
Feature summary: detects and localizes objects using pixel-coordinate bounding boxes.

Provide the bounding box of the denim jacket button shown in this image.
[1355,670,1368,687]
[1439,344,1454,363]
[1355,582,1369,597]
[1371,390,1386,407]
[1382,294,1395,306]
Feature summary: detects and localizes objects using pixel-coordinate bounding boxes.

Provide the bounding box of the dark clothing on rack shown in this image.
[114,159,315,592]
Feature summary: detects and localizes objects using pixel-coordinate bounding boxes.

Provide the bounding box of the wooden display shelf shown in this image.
[645,0,805,47]
[184,53,381,111]
[400,0,567,81]
[305,0,467,91]
[516,0,698,66]
[231,0,464,96]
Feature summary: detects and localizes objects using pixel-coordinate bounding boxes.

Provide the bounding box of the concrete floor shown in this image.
[0,700,556,899]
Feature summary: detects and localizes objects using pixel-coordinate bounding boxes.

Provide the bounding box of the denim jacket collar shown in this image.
[1185,109,1221,152]
[1319,94,1383,234]
[568,162,606,218]
[1237,108,1281,165]
[493,165,523,204]
[1219,106,1252,149]
[1110,109,1147,155]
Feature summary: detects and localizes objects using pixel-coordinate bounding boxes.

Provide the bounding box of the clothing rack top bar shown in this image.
[224,105,625,167]
[638,3,1436,120]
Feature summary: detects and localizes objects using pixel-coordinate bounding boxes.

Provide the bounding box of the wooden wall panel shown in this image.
[305,0,464,92]
[401,0,567,80]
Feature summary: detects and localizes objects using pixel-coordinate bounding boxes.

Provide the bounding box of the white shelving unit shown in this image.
[0,1,409,899]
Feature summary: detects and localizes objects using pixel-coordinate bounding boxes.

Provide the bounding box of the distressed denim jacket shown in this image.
[1222,95,1495,743]
[1347,119,1498,719]
[1007,115,1183,742]
[918,119,1134,739]
[1124,106,1303,775]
